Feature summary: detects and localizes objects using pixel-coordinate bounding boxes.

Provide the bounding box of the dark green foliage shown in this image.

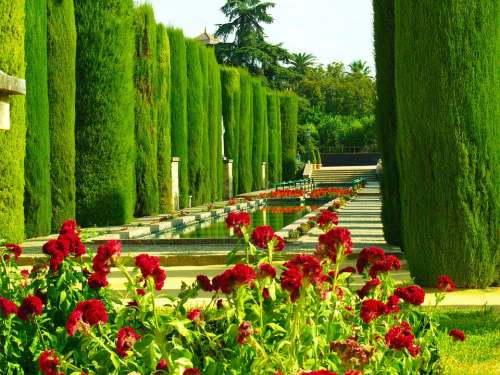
[221,67,241,194]
[276,96,282,182]
[395,0,499,287]
[156,24,172,213]
[267,93,281,184]
[24,0,51,237]
[186,39,205,205]
[208,49,223,200]
[168,28,189,208]
[251,79,265,190]
[199,45,210,203]
[374,0,401,246]
[134,5,158,216]
[74,0,136,226]
[0,0,25,242]
[47,0,76,231]
[238,70,253,193]
[261,86,268,187]
[280,93,298,181]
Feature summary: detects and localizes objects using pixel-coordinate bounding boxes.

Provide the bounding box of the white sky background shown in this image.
[145,0,375,72]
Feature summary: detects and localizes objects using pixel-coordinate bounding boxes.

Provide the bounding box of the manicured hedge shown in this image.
[0,0,26,243]
[261,86,269,188]
[208,48,223,200]
[24,0,51,237]
[74,0,136,226]
[251,79,265,190]
[133,4,158,216]
[276,95,283,182]
[238,69,253,193]
[47,0,76,231]
[156,24,172,213]
[267,93,281,184]
[221,67,241,195]
[199,44,210,204]
[374,0,401,246]
[395,0,499,287]
[280,93,298,180]
[167,28,189,208]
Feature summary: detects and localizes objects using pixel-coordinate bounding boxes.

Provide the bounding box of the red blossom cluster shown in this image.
[212,263,256,294]
[448,328,465,341]
[360,299,387,323]
[330,338,373,367]
[135,253,167,290]
[39,350,63,375]
[66,299,108,336]
[302,370,337,375]
[356,246,400,278]
[316,227,353,262]
[187,308,201,321]
[89,240,122,289]
[437,275,457,292]
[263,189,305,199]
[0,296,18,317]
[237,321,253,344]
[183,368,201,375]
[251,226,285,251]
[394,285,425,305]
[316,210,339,229]
[356,277,381,299]
[281,255,324,302]
[17,295,43,321]
[385,322,421,357]
[225,211,251,236]
[4,243,22,261]
[116,327,141,357]
[42,220,86,271]
[258,263,276,279]
[196,274,214,292]
[309,187,352,199]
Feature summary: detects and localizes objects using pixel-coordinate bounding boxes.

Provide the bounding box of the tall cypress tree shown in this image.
[74,0,136,226]
[24,0,51,237]
[0,0,25,243]
[267,93,280,184]
[167,28,189,208]
[199,44,211,203]
[251,79,265,190]
[395,0,499,287]
[238,69,253,193]
[276,95,282,182]
[208,49,223,200]
[156,24,172,213]
[47,0,76,231]
[134,4,158,216]
[186,39,204,205]
[261,86,269,188]
[280,93,298,180]
[374,0,401,246]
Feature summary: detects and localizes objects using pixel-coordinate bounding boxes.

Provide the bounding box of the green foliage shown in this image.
[297,123,318,163]
[186,39,205,205]
[134,4,158,216]
[74,0,136,226]
[238,69,253,193]
[316,115,376,152]
[374,0,401,246]
[267,93,281,183]
[261,86,269,187]
[395,0,499,287]
[24,0,51,237]
[156,24,172,213]
[167,28,189,208]
[251,79,265,190]
[208,49,223,200]
[221,67,241,194]
[280,93,298,180]
[47,0,76,231]
[0,0,25,243]
[199,44,210,203]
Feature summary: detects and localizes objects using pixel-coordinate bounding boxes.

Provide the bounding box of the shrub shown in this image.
[74,0,136,226]
[208,49,223,201]
[280,93,299,180]
[261,87,269,188]
[267,93,281,184]
[167,28,189,208]
[24,0,51,237]
[251,79,265,190]
[373,0,401,246]
[238,69,253,193]
[395,0,499,287]
[133,4,159,216]
[47,0,76,231]
[199,44,210,204]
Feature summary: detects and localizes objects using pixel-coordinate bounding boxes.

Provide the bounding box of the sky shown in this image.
[145,0,375,71]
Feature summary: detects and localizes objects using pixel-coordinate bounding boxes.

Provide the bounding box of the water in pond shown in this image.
[148,203,319,239]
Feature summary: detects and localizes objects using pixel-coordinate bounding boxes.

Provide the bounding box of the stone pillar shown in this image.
[171,157,180,210]
[261,161,267,189]
[0,70,26,131]
[223,158,233,199]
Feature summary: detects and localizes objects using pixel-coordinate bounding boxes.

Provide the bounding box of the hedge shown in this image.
[133,4,158,216]
[186,39,205,206]
[74,0,136,226]
[280,93,298,180]
[208,49,223,200]
[156,24,172,213]
[221,67,241,195]
[251,79,265,190]
[167,28,189,208]
[199,44,210,204]
[47,0,76,231]
[238,69,253,193]
[276,95,283,182]
[395,0,499,287]
[267,93,281,184]
[24,0,51,237]
[374,0,401,246]
[261,86,269,188]
[0,0,25,243]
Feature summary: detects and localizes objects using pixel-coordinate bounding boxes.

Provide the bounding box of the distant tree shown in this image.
[349,59,371,76]
[290,52,316,74]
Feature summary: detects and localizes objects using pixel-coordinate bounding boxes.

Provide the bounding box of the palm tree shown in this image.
[349,60,371,76]
[290,52,317,74]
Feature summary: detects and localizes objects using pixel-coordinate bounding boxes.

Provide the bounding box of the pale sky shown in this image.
[144,0,375,72]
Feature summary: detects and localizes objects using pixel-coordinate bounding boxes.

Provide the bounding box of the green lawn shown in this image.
[435,306,500,374]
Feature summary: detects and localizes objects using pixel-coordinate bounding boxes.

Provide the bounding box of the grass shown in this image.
[434,306,500,374]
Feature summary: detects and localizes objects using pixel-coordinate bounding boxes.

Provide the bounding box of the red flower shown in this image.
[339,266,356,274]
[135,254,161,277]
[251,226,275,248]
[17,295,43,320]
[116,327,141,357]
[356,277,381,298]
[437,275,457,292]
[92,240,122,275]
[330,338,372,367]
[39,350,63,375]
[368,255,400,278]
[317,227,353,262]
[394,285,425,305]
[5,243,22,260]
[66,299,108,336]
[226,211,250,236]
[280,267,303,302]
[258,263,276,279]
[42,238,70,271]
[183,369,201,375]
[88,272,109,289]
[316,210,339,229]
[212,263,256,294]
[385,322,420,357]
[59,220,78,235]
[61,231,86,257]
[273,235,285,251]
[386,295,400,314]
[449,328,465,341]
[0,296,17,317]
[356,246,386,273]
[187,308,201,321]
[136,288,145,296]
[302,371,337,375]
[360,299,387,323]
[156,359,168,371]
[196,274,214,291]
[152,267,167,290]
[284,254,323,285]
[237,321,253,344]
[262,288,270,300]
